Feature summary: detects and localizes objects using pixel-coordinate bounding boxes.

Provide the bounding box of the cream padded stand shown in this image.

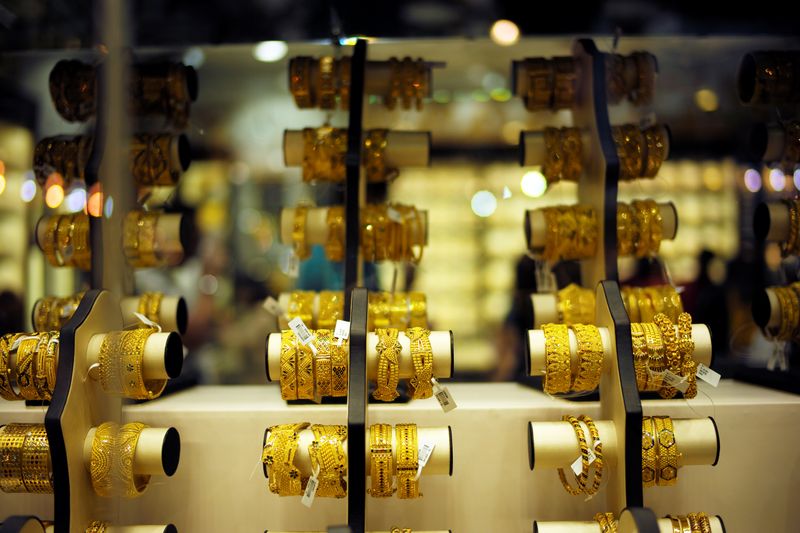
[283,130,431,168]
[45,527,175,533]
[757,201,791,242]
[294,60,433,100]
[82,426,180,479]
[119,296,187,334]
[265,330,453,382]
[534,515,723,533]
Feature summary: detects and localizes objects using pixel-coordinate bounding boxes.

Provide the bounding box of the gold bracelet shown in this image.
[575,205,599,259]
[363,129,397,182]
[325,206,345,262]
[523,58,553,111]
[678,312,697,399]
[631,52,656,106]
[395,423,420,499]
[655,313,680,399]
[642,322,664,391]
[0,424,28,493]
[314,329,333,399]
[542,323,571,394]
[617,203,634,257]
[71,213,91,270]
[0,334,24,400]
[289,57,312,108]
[594,512,618,533]
[407,327,433,399]
[631,200,652,258]
[55,213,75,266]
[279,330,298,400]
[643,125,666,177]
[317,56,336,110]
[15,336,41,400]
[782,199,800,256]
[302,127,347,182]
[90,421,117,497]
[687,512,712,533]
[631,323,648,391]
[552,57,576,109]
[579,414,604,496]
[100,328,165,400]
[131,211,161,268]
[308,424,347,498]
[641,416,657,487]
[572,325,603,392]
[408,292,427,328]
[330,335,348,398]
[368,423,394,497]
[287,291,315,327]
[292,205,310,260]
[117,422,150,498]
[138,292,164,324]
[613,125,645,181]
[86,521,109,532]
[296,338,315,401]
[390,293,409,329]
[558,415,590,495]
[262,422,310,495]
[361,205,376,261]
[373,328,401,402]
[19,424,52,494]
[369,292,391,330]
[34,333,58,401]
[653,416,679,486]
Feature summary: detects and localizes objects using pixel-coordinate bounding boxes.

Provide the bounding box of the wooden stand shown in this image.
[283,130,431,168]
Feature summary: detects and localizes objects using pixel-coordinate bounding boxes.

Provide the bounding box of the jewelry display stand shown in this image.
[283,130,431,169]
[0,517,45,533]
[535,511,724,533]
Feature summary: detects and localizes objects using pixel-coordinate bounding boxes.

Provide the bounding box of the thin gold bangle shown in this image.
[579,414,604,495]
[368,423,394,497]
[279,330,298,400]
[407,327,433,399]
[90,421,117,497]
[557,414,590,495]
[314,329,333,399]
[572,325,603,392]
[641,416,657,488]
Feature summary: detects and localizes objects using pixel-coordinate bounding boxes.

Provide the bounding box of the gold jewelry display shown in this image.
[38,213,92,270]
[302,126,346,182]
[98,328,166,400]
[594,512,618,533]
[623,285,683,323]
[1,423,53,494]
[395,423,420,499]
[373,328,401,401]
[407,327,433,399]
[387,57,426,111]
[540,205,598,262]
[33,134,93,186]
[90,421,117,497]
[542,323,571,394]
[130,133,183,187]
[655,313,681,399]
[34,292,86,331]
[571,325,603,392]
[86,521,109,532]
[325,206,345,262]
[123,210,163,268]
[653,416,679,486]
[330,335,349,398]
[137,292,164,324]
[368,423,394,497]
[642,322,665,390]
[288,291,315,327]
[631,323,649,391]
[314,329,333,399]
[308,424,347,498]
[557,415,590,495]
[556,284,595,325]
[542,127,583,182]
[296,339,315,401]
[280,330,298,400]
[641,416,658,487]
[782,198,800,257]
[117,422,150,498]
[363,129,398,182]
[605,51,657,105]
[579,414,604,495]
[317,291,342,329]
[292,205,311,260]
[262,422,310,496]
[0,332,59,402]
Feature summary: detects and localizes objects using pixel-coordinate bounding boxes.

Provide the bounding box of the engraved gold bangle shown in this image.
[631,323,648,391]
[641,416,657,487]
[0,334,24,400]
[308,424,347,498]
[655,313,680,399]
[579,414,604,495]
[302,127,347,183]
[90,421,117,497]
[363,129,397,183]
[368,423,394,497]
[117,422,150,498]
[262,422,309,495]
[678,312,697,399]
[2,424,51,494]
[292,205,310,260]
[325,206,345,262]
[86,521,109,532]
[572,325,603,392]
[314,329,333,399]
[99,328,165,400]
[137,292,164,324]
[542,323,571,394]
[556,284,595,325]
[15,336,41,401]
[395,423,420,499]
[558,415,590,495]
[642,322,665,391]
[653,416,679,486]
[287,291,315,327]
[318,291,343,329]
[0,424,28,493]
[407,327,433,399]
[373,328,401,402]
[594,512,618,533]
[296,338,315,401]
[330,335,348,397]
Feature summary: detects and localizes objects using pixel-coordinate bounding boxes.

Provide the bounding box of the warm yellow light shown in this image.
[0,175,5,196]
[87,191,103,217]
[45,184,64,208]
[521,170,547,197]
[694,89,719,112]
[490,19,520,46]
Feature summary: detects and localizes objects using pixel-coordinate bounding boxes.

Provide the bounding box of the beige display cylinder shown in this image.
[266,329,453,382]
[154,213,184,262]
[520,131,549,167]
[534,517,723,533]
[764,202,791,241]
[106,528,177,533]
[283,130,430,168]
[280,207,429,246]
[298,59,433,99]
[657,517,724,533]
[526,203,678,251]
[275,426,451,478]
[120,295,184,332]
[765,287,781,330]
[83,427,175,476]
[529,418,718,469]
[527,324,712,376]
[87,331,179,381]
[530,293,559,327]
[267,531,448,533]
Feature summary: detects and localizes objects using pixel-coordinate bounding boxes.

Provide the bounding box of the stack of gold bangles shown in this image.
[642,415,681,487]
[280,329,348,400]
[373,327,433,401]
[542,323,603,394]
[0,332,59,402]
[136,292,164,325]
[780,198,800,256]
[557,414,604,496]
[766,282,800,340]
[301,127,399,183]
[555,284,683,325]
[631,312,697,398]
[261,423,347,497]
[594,512,714,532]
[605,51,657,106]
[98,328,167,400]
[284,290,428,330]
[368,423,422,499]
[86,522,110,532]
[39,213,91,270]
[34,292,85,331]
[123,210,164,268]
[89,421,152,498]
[617,200,664,257]
[0,423,53,493]
[33,134,93,186]
[130,133,185,187]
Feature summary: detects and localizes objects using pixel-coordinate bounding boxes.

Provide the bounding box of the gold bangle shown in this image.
[338,57,351,110]
[71,213,91,270]
[390,292,408,329]
[373,328,401,401]
[631,323,648,391]
[641,416,657,487]
[317,291,343,330]
[594,512,618,533]
[34,298,52,332]
[653,416,679,486]
[643,126,666,177]
[363,129,397,182]
[552,57,576,109]
[542,128,564,182]
[542,323,571,394]
[15,336,41,400]
[407,327,433,399]
[613,125,645,181]
[631,52,656,106]
[130,133,180,187]
[368,423,394,497]
[408,292,427,327]
[543,128,583,182]
[678,312,697,399]
[0,334,23,400]
[99,328,165,400]
[523,58,554,111]
[325,206,345,262]
[302,127,347,183]
[314,329,333,399]
[292,205,310,260]
[782,199,800,256]
[55,214,75,267]
[317,56,336,110]
[41,216,61,266]
[6,424,51,494]
[687,512,712,533]
[90,421,117,497]
[117,422,150,498]
[330,335,348,398]
[287,291,315,327]
[86,521,109,532]
[617,203,634,257]
[642,322,664,391]
[262,422,309,495]
[308,424,347,498]
[579,414,604,495]
[361,205,376,262]
[289,57,312,108]
[558,414,590,495]
[572,325,603,392]
[655,313,680,399]
[293,334,314,401]
[0,424,28,493]
[138,292,164,324]
[32,333,57,401]
[395,423,420,499]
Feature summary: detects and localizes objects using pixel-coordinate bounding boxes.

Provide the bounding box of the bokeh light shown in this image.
[694,89,719,112]
[253,41,288,62]
[520,170,547,198]
[20,179,36,202]
[45,185,64,208]
[769,168,785,191]
[743,168,761,192]
[490,20,520,46]
[471,190,497,217]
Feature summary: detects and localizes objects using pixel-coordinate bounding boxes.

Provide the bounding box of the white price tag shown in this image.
[282,251,300,278]
[432,377,457,413]
[696,363,721,387]
[570,448,597,476]
[262,296,286,318]
[415,441,435,480]
[132,312,162,332]
[334,320,350,346]
[301,465,320,508]
[289,317,314,346]
[661,369,689,393]
[387,207,403,223]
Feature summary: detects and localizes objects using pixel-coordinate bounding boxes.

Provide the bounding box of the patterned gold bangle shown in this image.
[55,213,75,267]
[542,323,571,394]
[15,336,41,400]
[363,129,397,182]
[687,512,712,533]
[138,292,164,324]
[86,521,109,532]
[20,424,52,494]
[642,322,664,391]
[594,512,618,533]
[99,331,123,395]
[678,312,697,399]
[613,124,645,181]
[522,58,553,111]
[655,313,680,399]
[289,57,312,108]
[308,424,347,498]
[287,291,315,327]
[262,422,309,495]
[373,328,401,402]
[395,423,420,499]
[0,334,23,400]
[34,298,52,332]
[641,416,657,488]
[572,325,603,392]
[631,200,652,258]
[369,292,391,330]
[579,414,604,495]
[617,203,634,257]
[390,293,409,329]
[407,327,433,399]
[408,292,427,328]
[558,414,590,495]
[325,206,345,262]
[302,127,347,183]
[330,335,348,397]
[117,422,150,498]
[631,323,648,391]
[41,216,61,266]
[0,424,28,493]
[643,126,666,177]
[314,329,333,399]
[33,333,58,401]
[368,423,394,497]
[292,205,310,260]
[653,416,679,486]
[317,56,336,110]
[122,328,166,400]
[296,338,315,401]
[90,422,117,497]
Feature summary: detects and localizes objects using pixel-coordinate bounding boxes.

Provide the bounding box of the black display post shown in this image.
[346,287,368,533]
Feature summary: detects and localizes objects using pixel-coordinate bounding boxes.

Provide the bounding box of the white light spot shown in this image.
[253,41,288,63]
[521,170,548,198]
[471,190,497,217]
[490,19,520,46]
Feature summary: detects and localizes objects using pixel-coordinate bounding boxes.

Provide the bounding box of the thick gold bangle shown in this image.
[33,333,58,401]
[408,292,427,327]
[523,58,553,111]
[558,415,590,495]
[296,339,315,401]
[308,424,347,498]
[579,414,604,495]
[262,422,309,496]
[542,127,583,182]
[653,416,679,486]
[15,336,41,401]
[71,213,91,270]
[276,330,299,400]
[0,334,23,400]
[325,206,345,262]
[373,328,401,402]
[317,56,336,110]
[117,422,150,498]
[90,422,117,497]
[613,125,645,181]
[572,325,603,392]
[395,423,420,499]
[302,127,347,183]
[137,292,164,324]
[655,313,680,399]
[289,57,312,108]
[19,423,52,494]
[317,291,343,329]
[368,423,394,497]
[617,203,634,257]
[287,291,315,327]
[631,323,648,391]
[330,335,348,398]
[363,129,397,182]
[131,211,161,268]
[687,512,712,533]
[642,322,664,391]
[314,329,333,399]
[542,323,571,394]
[678,312,697,399]
[55,214,75,267]
[552,57,576,109]
[594,512,618,532]
[641,416,657,487]
[0,424,29,493]
[292,206,310,260]
[643,126,666,177]
[407,327,433,399]
[86,521,109,532]
[99,328,165,400]
[631,52,656,106]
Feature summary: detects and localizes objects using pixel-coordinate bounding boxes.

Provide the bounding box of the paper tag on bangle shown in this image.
[282,251,300,278]
[415,441,435,480]
[387,207,403,223]
[570,448,597,476]
[432,377,456,412]
[132,312,162,332]
[333,320,350,346]
[661,369,689,393]
[301,465,321,508]
[696,363,721,387]
[289,317,314,345]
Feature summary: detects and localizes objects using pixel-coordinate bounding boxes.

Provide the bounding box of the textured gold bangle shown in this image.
[395,423,420,499]
[15,336,41,400]
[613,124,645,181]
[369,292,391,329]
[373,328,401,402]
[99,328,165,400]
[325,206,345,262]
[129,211,161,268]
[572,325,603,392]
[655,313,680,399]
[631,323,648,391]
[308,424,347,498]
[542,323,571,394]
[287,291,315,327]
[617,203,634,257]
[292,205,310,260]
[0,424,29,493]
[318,291,343,329]
[41,216,61,266]
[653,416,679,486]
[317,56,336,110]
[594,512,618,533]
[643,126,666,177]
[138,292,164,324]
[71,213,91,270]
[33,333,58,401]
[279,331,298,400]
[302,127,347,183]
[641,416,657,487]
[90,421,117,497]
[314,329,333,399]
[262,422,309,496]
[687,512,712,533]
[678,312,697,399]
[407,327,433,399]
[523,58,553,111]
[20,424,52,494]
[579,414,603,495]
[330,335,348,397]
[558,415,590,495]
[0,334,23,400]
[289,57,312,108]
[86,521,109,532]
[296,338,315,401]
[363,129,397,182]
[368,423,394,497]
[117,422,150,498]
[408,292,427,327]
[642,322,664,391]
